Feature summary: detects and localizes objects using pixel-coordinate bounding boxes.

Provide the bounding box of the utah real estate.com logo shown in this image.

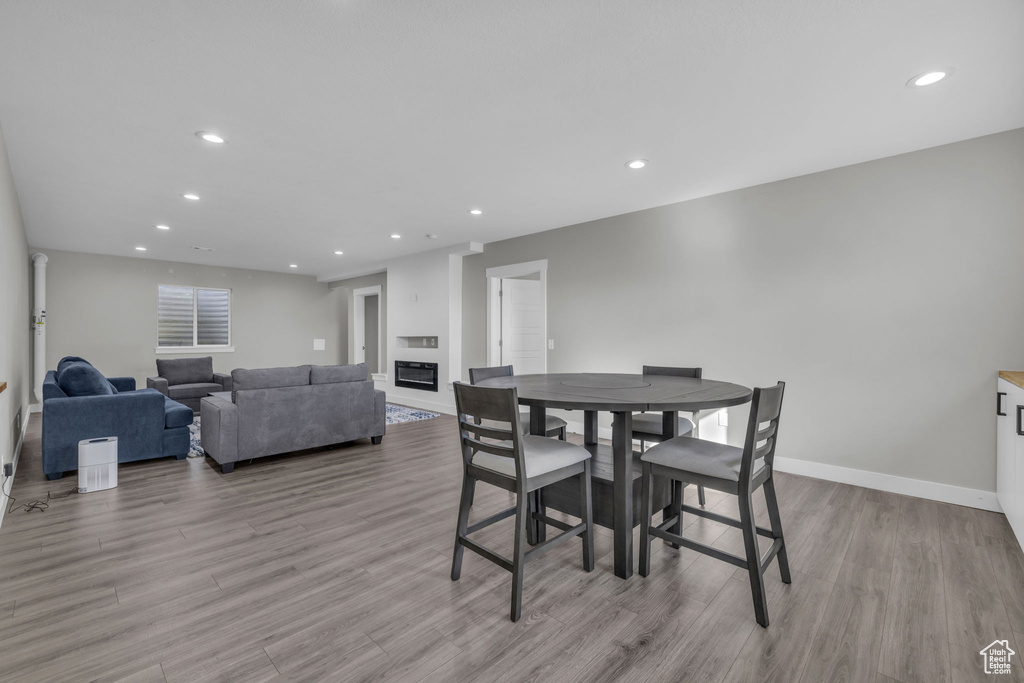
[979,640,1015,675]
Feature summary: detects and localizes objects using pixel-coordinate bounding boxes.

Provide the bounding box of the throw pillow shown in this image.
[57,362,114,397]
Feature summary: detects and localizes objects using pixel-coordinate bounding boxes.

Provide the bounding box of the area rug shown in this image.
[185,404,438,458]
[386,403,440,424]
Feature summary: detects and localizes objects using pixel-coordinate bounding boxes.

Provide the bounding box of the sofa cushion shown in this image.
[57,356,92,374]
[311,363,370,384]
[164,397,194,429]
[157,356,214,386]
[57,362,114,397]
[168,382,223,400]
[232,365,311,391]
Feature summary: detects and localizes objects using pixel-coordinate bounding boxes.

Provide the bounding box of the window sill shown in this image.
[155,346,235,354]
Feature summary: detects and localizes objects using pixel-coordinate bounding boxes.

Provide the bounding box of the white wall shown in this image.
[0,121,32,528]
[463,129,1024,507]
[36,249,345,387]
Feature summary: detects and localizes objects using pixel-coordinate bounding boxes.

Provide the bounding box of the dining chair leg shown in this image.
[739,491,769,627]
[559,426,567,441]
[465,477,476,509]
[638,462,654,577]
[697,485,706,506]
[526,491,538,545]
[580,460,594,571]
[535,488,547,543]
[510,490,529,622]
[762,477,792,584]
[667,479,683,549]
[451,475,474,581]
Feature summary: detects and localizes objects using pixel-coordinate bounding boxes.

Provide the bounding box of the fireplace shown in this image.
[394,361,438,392]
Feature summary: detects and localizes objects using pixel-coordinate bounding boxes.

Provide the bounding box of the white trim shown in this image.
[385,391,456,416]
[155,346,235,354]
[352,285,383,372]
[560,416,1000,512]
[371,373,387,381]
[771,456,1001,512]
[485,259,548,372]
[29,402,41,413]
[1,408,32,531]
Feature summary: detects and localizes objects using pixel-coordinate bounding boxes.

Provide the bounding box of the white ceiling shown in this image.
[1,1,1022,281]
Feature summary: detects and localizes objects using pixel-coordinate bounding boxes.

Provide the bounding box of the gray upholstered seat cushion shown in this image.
[632,413,695,437]
[232,365,311,390]
[168,382,223,400]
[311,363,370,384]
[157,356,214,385]
[641,436,764,482]
[472,435,590,479]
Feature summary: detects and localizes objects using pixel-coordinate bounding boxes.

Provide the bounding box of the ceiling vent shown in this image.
[191,245,215,252]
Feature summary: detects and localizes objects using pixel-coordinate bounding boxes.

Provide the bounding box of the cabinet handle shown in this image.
[1018,405,1024,436]
[998,392,1007,416]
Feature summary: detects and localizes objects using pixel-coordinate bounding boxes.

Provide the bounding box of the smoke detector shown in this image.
[191,245,216,252]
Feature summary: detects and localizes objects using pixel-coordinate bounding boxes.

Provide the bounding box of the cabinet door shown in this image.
[997,379,1015,521]
[1015,385,1024,542]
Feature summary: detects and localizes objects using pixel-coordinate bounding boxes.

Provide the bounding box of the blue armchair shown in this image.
[42,359,194,480]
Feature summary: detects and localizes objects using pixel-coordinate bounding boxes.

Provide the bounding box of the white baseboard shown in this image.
[386,391,456,416]
[29,402,41,413]
[563,419,1000,513]
[0,407,32,531]
[772,456,1000,512]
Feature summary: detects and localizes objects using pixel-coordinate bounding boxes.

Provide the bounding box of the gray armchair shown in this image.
[147,356,231,412]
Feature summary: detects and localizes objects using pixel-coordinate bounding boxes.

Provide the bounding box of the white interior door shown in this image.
[500,278,544,375]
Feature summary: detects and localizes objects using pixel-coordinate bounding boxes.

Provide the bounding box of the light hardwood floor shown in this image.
[1,413,1023,682]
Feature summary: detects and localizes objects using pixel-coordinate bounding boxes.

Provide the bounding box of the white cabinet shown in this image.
[997,376,1024,545]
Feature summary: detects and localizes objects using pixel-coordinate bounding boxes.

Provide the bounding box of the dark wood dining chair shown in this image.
[451,382,594,622]
[634,365,706,506]
[638,382,790,627]
[469,365,567,440]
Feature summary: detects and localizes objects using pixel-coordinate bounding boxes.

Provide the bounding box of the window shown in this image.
[157,285,233,351]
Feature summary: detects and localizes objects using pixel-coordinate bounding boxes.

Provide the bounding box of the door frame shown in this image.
[485,259,548,372]
[352,285,383,374]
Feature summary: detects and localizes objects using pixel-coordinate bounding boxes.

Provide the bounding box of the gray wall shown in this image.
[463,129,1024,493]
[329,271,387,370]
[0,121,31,522]
[36,249,345,387]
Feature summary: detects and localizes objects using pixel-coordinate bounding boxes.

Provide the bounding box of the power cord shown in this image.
[5,483,78,514]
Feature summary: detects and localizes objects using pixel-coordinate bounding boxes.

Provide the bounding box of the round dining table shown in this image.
[476,372,752,579]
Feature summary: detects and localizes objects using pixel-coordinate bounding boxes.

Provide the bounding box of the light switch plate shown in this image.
[313,338,326,351]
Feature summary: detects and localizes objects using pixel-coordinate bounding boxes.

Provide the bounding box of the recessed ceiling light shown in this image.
[426,234,439,240]
[468,209,482,215]
[182,193,200,201]
[390,234,401,239]
[907,69,953,88]
[135,246,147,251]
[334,250,344,255]
[196,131,225,144]
[626,159,648,170]
[289,264,298,268]
[156,224,171,230]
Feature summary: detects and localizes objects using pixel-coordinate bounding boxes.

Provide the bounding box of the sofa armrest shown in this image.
[107,376,136,392]
[147,376,169,396]
[200,396,238,465]
[213,372,233,392]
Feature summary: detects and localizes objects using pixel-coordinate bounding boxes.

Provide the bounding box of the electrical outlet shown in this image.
[548,339,554,350]
[3,463,12,477]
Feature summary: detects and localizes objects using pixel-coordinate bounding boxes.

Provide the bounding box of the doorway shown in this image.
[486,260,547,375]
[353,285,382,374]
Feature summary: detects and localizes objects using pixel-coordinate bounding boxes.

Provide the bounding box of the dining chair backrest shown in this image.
[468,365,514,385]
[642,365,703,379]
[739,381,786,484]
[453,382,526,479]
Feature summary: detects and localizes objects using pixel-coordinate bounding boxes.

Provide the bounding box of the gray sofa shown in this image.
[200,363,386,473]
[147,356,232,412]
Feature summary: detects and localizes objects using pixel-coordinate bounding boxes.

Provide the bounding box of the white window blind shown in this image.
[158,285,231,348]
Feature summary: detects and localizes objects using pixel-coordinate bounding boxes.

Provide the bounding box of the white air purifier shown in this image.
[78,437,117,493]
